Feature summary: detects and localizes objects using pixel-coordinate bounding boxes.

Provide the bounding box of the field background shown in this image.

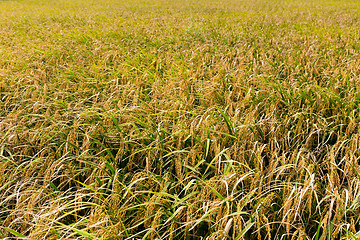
[1,0,360,239]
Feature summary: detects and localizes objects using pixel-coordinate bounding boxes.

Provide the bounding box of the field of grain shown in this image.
[1,0,360,239]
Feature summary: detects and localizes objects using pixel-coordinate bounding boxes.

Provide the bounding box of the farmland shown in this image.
[1,0,360,239]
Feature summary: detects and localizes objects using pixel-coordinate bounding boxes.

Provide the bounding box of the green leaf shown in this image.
[198,180,224,201]
[3,227,28,239]
[235,219,254,240]
[218,108,235,137]
[49,181,60,192]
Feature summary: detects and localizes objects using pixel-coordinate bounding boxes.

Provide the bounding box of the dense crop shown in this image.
[2,0,360,239]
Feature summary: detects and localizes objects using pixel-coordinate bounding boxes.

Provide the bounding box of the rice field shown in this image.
[2,0,360,239]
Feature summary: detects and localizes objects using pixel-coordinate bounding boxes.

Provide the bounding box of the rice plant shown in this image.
[2,0,360,239]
